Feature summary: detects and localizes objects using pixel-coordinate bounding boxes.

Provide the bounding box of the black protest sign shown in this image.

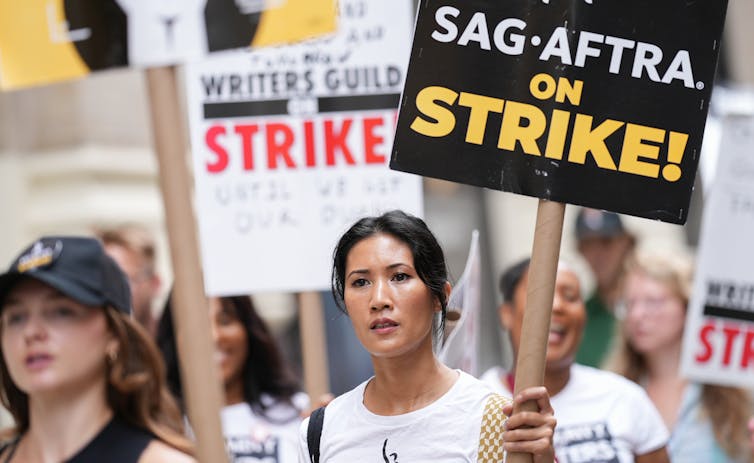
[390,0,728,224]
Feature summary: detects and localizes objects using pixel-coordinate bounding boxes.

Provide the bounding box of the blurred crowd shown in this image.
[0,211,751,463]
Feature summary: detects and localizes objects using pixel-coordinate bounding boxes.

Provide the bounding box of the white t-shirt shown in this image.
[222,392,309,463]
[480,364,669,463]
[298,371,499,462]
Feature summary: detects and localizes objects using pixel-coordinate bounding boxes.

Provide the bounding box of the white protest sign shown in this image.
[186,0,421,295]
[681,115,754,388]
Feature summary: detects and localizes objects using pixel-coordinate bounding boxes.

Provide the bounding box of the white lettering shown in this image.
[431,6,460,43]
[539,27,572,65]
[604,36,636,74]
[661,50,695,88]
[493,18,527,55]
[574,31,604,67]
[632,42,663,82]
[458,12,491,50]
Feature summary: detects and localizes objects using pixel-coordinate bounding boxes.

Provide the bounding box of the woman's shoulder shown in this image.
[138,440,196,463]
[571,364,645,394]
[259,391,311,412]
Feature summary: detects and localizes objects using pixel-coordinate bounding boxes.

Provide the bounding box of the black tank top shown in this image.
[1,417,154,463]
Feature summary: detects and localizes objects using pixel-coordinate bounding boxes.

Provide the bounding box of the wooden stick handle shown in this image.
[145,66,228,463]
[298,292,331,401]
[507,200,565,463]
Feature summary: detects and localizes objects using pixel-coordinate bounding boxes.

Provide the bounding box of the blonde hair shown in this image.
[609,252,752,462]
[0,307,193,455]
[95,224,157,274]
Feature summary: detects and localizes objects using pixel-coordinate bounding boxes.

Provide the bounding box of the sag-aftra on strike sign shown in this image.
[391,0,728,224]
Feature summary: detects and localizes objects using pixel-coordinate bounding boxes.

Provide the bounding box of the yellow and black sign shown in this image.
[0,0,336,91]
[390,0,728,224]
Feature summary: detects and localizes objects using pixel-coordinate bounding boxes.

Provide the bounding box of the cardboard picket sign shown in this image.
[185,0,422,295]
[680,115,754,389]
[391,0,728,224]
[0,0,336,90]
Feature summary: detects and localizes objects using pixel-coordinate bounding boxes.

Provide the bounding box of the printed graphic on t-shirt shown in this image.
[556,422,620,463]
[226,435,279,462]
[382,438,399,463]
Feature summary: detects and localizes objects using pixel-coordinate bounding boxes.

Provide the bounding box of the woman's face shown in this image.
[1,278,114,396]
[343,233,445,359]
[209,297,248,390]
[500,265,586,372]
[621,270,686,355]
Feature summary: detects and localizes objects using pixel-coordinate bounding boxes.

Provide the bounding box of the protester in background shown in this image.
[157,293,308,463]
[299,210,556,462]
[0,236,193,462]
[96,224,162,336]
[481,257,669,463]
[574,208,636,368]
[611,252,753,463]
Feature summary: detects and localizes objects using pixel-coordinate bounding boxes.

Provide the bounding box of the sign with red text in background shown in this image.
[390,0,728,224]
[681,115,754,388]
[185,0,422,295]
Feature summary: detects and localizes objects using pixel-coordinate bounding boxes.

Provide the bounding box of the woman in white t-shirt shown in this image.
[610,252,754,463]
[158,293,307,462]
[480,257,670,463]
[299,210,556,463]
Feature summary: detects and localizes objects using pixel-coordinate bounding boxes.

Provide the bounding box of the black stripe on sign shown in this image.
[203,93,401,119]
[204,99,289,119]
[317,93,401,113]
[703,304,754,322]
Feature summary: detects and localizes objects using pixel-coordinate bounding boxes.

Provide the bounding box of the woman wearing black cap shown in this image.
[0,236,194,462]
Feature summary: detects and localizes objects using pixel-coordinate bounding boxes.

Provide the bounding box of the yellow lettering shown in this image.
[529,73,557,101]
[618,124,665,178]
[410,86,459,138]
[568,115,622,170]
[544,110,571,160]
[498,102,546,156]
[458,92,505,145]
[556,78,583,106]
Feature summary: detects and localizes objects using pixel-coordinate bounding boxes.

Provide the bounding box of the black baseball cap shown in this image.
[0,236,132,314]
[575,208,629,240]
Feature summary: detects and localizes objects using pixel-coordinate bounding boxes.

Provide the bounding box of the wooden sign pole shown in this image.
[297,292,331,401]
[507,199,565,463]
[145,66,228,463]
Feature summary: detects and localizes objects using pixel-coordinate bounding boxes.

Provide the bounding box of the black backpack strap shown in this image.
[307,406,326,463]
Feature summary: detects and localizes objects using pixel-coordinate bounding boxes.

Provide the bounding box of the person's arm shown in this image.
[748,416,754,457]
[501,386,557,463]
[635,447,671,463]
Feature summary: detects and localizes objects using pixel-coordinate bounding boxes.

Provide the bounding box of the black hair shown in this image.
[156,292,301,421]
[499,257,531,303]
[331,210,449,328]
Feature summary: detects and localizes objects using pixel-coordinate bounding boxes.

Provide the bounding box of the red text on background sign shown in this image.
[203,113,395,173]
[695,319,754,369]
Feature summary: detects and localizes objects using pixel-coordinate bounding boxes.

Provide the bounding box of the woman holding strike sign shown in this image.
[481,257,670,463]
[611,252,754,463]
[0,236,194,463]
[299,210,556,463]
